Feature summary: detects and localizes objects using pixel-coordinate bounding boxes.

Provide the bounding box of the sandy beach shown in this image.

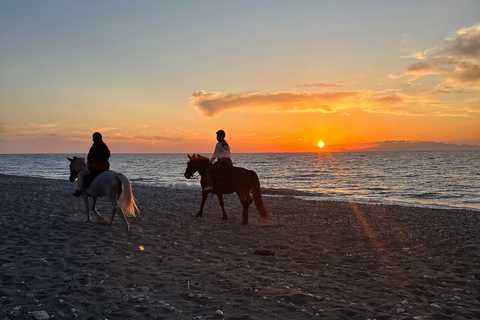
[0,174,479,320]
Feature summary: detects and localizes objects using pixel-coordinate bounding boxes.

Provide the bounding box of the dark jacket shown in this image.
[87,142,110,171]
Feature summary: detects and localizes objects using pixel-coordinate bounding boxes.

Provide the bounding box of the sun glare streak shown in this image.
[349,203,414,298]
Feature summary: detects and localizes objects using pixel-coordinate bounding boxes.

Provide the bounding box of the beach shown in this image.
[1,174,479,320]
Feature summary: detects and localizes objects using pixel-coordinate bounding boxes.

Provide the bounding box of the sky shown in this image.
[1,0,479,153]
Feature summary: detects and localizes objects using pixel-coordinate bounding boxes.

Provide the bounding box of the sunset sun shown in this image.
[317,141,325,148]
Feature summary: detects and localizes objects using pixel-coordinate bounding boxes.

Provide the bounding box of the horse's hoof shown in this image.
[99,216,109,225]
[195,213,203,217]
[242,222,249,225]
[222,217,228,220]
[84,219,92,223]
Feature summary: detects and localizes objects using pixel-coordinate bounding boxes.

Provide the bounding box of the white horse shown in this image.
[68,156,139,230]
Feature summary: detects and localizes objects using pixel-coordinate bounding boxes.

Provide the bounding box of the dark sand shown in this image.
[1,174,479,319]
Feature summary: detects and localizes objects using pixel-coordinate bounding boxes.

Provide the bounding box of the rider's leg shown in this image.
[74,166,90,196]
[204,165,216,191]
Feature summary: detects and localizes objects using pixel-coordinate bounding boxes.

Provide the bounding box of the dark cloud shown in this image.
[404,24,480,88]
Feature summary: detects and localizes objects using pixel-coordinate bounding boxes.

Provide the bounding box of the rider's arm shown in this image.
[210,143,221,164]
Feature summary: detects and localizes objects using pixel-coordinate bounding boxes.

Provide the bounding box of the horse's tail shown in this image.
[116,173,139,217]
[249,171,271,220]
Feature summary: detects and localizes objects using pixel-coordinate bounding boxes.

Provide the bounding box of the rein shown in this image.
[186,172,200,179]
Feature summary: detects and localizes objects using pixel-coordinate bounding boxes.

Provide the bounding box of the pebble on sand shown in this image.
[31,311,50,320]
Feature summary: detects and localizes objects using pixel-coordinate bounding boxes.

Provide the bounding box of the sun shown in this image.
[317,141,325,148]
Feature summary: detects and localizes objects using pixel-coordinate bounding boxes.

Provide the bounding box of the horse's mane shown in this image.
[189,154,209,161]
[72,156,87,163]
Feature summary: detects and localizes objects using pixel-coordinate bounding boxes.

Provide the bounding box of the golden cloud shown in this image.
[189,90,361,117]
[189,89,473,118]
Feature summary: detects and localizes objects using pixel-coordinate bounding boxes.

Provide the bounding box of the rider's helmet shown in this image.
[92,132,103,143]
[216,130,226,140]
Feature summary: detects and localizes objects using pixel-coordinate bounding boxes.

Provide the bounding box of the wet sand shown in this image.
[0,174,479,319]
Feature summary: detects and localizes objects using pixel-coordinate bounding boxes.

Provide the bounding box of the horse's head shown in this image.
[68,156,87,182]
[184,154,209,179]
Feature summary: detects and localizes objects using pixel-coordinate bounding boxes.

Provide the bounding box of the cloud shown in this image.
[466,106,480,113]
[190,89,473,118]
[404,62,447,77]
[0,123,61,136]
[402,47,440,60]
[357,140,480,152]
[296,82,343,88]
[403,24,480,89]
[190,90,361,117]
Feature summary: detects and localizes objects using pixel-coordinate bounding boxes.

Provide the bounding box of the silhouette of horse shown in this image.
[68,156,139,230]
[184,154,271,225]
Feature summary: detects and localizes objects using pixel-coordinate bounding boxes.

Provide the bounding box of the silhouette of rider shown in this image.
[204,130,232,191]
[73,132,111,196]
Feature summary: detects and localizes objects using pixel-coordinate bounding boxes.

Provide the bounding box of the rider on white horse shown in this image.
[74,132,111,197]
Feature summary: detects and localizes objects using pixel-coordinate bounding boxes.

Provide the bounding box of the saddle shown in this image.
[84,159,110,189]
[212,165,234,188]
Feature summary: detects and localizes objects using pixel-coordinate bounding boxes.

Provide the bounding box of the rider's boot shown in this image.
[203,185,214,192]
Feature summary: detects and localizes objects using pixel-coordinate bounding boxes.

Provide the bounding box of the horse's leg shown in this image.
[107,194,130,230]
[217,194,228,220]
[237,192,251,225]
[91,197,102,221]
[196,191,208,217]
[82,194,91,223]
[243,193,253,225]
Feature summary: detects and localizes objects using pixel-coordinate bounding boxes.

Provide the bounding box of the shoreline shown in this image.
[1,174,479,319]
[2,174,479,213]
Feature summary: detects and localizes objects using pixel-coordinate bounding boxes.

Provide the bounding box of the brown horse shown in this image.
[184,154,271,225]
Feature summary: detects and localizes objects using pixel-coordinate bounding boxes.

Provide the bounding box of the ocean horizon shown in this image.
[1,150,479,211]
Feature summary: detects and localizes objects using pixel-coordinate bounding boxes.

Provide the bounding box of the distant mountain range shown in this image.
[332,140,480,152]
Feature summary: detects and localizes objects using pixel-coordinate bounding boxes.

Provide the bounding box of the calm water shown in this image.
[0,151,479,211]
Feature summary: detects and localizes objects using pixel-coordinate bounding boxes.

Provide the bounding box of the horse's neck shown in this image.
[198,161,209,176]
[75,159,87,172]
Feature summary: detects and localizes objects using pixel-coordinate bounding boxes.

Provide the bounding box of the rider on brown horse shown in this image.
[73,132,111,197]
[204,130,233,192]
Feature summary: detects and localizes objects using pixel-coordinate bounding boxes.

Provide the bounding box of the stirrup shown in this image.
[203,185,214,191]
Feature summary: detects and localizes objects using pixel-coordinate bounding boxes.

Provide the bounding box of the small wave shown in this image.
[298,174,320,178]
[366,187,389,191]
[261,188,320,197]
[411,192,439,199]
[411,192,465,200]
[130,177,147,181]
[164,182,201,190]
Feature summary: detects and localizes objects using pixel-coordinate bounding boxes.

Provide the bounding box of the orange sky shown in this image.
[1,2,479,153]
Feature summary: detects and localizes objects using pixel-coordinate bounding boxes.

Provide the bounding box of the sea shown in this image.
[0,151,479,211]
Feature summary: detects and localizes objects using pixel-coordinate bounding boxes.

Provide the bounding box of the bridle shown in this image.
[185,162,201,179]
[70,158,87,180]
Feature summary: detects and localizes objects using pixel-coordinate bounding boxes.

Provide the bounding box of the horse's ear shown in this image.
[187,154,192,159]
[67,157,73,162]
